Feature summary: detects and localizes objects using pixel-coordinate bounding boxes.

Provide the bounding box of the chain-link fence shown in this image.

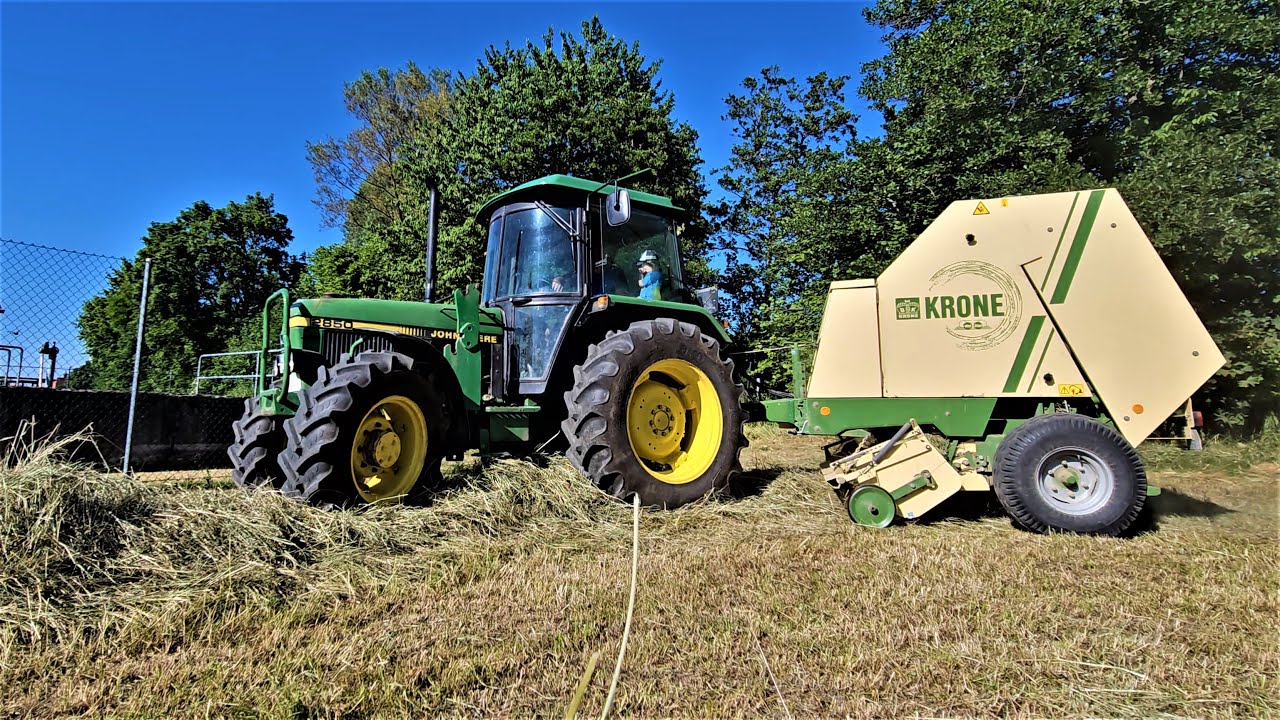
[0,237,246,483]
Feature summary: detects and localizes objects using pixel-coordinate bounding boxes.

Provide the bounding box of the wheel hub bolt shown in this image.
[369,431,402,467]
[649,404,674,436]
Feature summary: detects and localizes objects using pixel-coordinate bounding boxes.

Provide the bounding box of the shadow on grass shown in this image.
[998,488,1236,537]
[1149,488,1235,519]
[728,466,786,500]
[905,490,1004,526]
[1126,488,1235,534]
[401,459,488,507]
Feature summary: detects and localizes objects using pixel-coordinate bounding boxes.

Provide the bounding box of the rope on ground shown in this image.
[754,628,793,720]
[600,493,641,720]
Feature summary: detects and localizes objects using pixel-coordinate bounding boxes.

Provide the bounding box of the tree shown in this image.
[302,64,452,301]
[78,194,302,393]
[305,63,451,236]
[304,17,711,300]
[712,68,870,380]
[856,0,1279,431]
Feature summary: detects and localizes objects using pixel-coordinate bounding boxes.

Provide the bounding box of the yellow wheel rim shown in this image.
[349,395,428,502]
[625,358,723,485]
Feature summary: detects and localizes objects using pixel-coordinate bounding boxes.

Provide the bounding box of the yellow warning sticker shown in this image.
[973,201,990,216]
[1058,383,1086,397]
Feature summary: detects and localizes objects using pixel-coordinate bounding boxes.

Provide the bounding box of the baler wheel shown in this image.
[279,351,448,506]
[228,397,286,489]
[993,413,1146,536]
[561,318,746,509]
[846,484,896,528]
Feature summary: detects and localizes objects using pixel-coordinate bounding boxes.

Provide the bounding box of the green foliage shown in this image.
[304,17,709,301]
[302,63,452,301]
[78,194,302,393]
[713,68,871,381]
[847,0,1275,432]
[306,63,452,234]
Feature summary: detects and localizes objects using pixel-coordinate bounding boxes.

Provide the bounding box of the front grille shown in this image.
[320,330,394,365]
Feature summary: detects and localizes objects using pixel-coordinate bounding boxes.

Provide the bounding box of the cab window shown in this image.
[597,208,684,298]
[492,206,576,300]
[482,218,502,303]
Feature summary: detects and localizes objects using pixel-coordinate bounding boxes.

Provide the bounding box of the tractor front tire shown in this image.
[993,413,1146,536]
[562,319,746,509]
[228,397,286,490]
[279,351,448,506]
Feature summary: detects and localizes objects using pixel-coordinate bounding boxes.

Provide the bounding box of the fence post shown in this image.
[122,258,151,475]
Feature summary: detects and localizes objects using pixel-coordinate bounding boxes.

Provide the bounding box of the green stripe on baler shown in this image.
[1041,192,1081,291]
[1003,315,1046,393]
[1050,189,1105,304]
[1025,329,1056,393]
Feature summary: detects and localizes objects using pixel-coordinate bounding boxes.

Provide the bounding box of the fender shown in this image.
[588,294,731,345]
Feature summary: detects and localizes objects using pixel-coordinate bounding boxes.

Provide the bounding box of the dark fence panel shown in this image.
[1,386,242,470]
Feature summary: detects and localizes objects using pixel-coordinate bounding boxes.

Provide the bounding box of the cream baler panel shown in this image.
[1024,190,1225,445]
[808,280,882,398]
[1005,319,1091,396]
[877,191,1088,397]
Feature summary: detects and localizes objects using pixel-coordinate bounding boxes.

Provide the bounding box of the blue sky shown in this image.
[1,2,885,260]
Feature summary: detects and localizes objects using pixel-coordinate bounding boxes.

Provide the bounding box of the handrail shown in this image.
[0,345,24,387]
[259,289,291,398]
[729,342,812,416]
[194,349,279,395]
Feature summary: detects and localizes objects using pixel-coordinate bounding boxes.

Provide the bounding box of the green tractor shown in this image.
[228,175,747,507]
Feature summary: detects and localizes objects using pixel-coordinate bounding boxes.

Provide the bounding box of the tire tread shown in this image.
[993,413,1146,536]
[560,319,747,508]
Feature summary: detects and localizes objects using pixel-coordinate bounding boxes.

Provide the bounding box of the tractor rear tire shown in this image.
[562,319,746,509]
[228,397,286,490]
[993,413,1146,536]
[279,351,448,506]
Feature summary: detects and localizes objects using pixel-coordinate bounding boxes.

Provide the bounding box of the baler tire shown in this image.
[279,351,448,506]
[993,413,1146,536]
[561,318,747,509]
[228,397,286,490]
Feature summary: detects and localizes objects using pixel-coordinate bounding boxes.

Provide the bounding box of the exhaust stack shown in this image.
[424,185,439,303]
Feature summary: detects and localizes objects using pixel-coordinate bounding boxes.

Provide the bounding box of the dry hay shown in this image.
[1,425,1275,718]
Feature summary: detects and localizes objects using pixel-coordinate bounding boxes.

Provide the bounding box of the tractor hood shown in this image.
[289,296,505,340]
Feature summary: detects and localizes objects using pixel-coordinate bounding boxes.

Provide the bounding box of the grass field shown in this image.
[2,426,1276,719]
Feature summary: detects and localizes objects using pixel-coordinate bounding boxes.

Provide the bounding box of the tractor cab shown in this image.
[475,175,701,401]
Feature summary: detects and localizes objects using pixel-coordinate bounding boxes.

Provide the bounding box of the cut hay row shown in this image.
[0,427,829,652]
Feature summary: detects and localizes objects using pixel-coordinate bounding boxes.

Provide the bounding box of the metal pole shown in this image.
[424,184,438,303]
[123,258,151,475]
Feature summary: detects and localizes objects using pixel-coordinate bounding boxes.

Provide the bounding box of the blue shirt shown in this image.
[639,268,662,300]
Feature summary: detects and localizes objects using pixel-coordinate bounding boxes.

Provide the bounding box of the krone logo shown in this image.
[915,260,1023,351]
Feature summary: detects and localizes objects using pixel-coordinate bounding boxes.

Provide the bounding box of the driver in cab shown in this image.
[637,249,662,301]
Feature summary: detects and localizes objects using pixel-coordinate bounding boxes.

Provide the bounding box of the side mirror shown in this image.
[695,286,720,315]
[606,189,631,226]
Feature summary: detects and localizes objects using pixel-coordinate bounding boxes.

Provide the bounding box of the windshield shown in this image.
[598,208,684,299]
[489,206,576,300]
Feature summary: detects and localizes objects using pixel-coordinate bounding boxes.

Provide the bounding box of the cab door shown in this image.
[482,203,585,397]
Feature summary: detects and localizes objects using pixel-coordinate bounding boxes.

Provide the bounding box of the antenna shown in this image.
[589,167,655,196]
